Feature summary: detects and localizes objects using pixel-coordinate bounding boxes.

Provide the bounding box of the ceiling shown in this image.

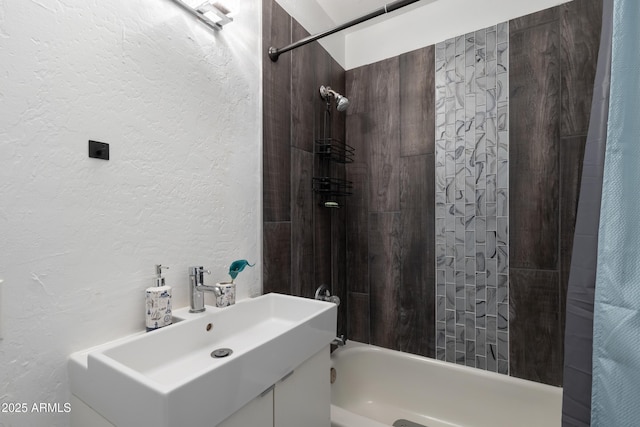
[315,0,393,25]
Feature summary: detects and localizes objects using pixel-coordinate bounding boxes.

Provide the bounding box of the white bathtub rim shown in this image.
[332,340,563,395]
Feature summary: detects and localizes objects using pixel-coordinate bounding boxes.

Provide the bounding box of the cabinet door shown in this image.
[274,346,331,427]
[217,389,274,427]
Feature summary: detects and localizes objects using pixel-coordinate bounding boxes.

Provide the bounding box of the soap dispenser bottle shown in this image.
[146,265,172,331]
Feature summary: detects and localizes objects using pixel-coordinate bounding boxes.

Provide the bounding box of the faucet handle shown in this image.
[189,266,211,276]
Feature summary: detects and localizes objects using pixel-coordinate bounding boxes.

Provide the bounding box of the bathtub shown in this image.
[330,342,562,427]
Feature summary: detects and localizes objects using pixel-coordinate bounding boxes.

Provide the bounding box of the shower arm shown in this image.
[268,0,422,62]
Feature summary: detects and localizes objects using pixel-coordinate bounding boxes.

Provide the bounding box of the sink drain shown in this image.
[211,348,233,358]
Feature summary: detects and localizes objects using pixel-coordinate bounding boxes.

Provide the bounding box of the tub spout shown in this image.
[332,335,347,347]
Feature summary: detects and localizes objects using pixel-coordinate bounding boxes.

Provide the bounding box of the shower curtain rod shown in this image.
[268,0,422,62]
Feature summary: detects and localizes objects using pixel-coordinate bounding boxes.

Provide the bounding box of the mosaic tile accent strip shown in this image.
[435,22,509,374]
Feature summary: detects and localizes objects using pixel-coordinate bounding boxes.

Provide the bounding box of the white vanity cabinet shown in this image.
[219,345,331,427]
[71,346,330,427]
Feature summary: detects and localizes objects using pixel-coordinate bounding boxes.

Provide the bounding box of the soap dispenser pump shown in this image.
[145,264,172,331]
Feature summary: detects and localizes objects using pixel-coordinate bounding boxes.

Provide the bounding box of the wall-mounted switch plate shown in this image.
[88,140,109,160]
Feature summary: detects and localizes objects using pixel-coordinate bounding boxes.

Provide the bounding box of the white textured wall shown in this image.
[0,0,261,425]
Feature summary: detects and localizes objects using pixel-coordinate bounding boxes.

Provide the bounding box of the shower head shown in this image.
[319,85,350,112]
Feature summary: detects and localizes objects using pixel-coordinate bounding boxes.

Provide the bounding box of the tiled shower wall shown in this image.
[265,0,602,387]
[262,0,348,337]
[434,24,510,372]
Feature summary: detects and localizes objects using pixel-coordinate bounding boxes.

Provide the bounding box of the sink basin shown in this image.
[69,293,337,427]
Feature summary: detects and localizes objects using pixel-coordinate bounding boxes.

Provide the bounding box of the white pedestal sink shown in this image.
[69,293,337,427]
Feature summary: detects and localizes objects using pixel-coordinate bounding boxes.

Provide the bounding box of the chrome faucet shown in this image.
[189,266,222,313]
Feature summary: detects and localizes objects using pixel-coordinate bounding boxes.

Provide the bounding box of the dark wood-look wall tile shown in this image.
[332,204,348,337]
[368,57,401,213]
[510,6,558,33]
[369,212,402,350]
[510,268,563,386]
[399,154,436,357]
[330,56,347,148]
[559,136,586,342]
[509,21,560,271]
[291,148,315,297]
[291,22,315,153]
[560,0,602,137]
[345,162,369,294]
[345,66,370,116]
[348,292,370,343]
[400,46,435,156]
[263,222,291,294]
[314,153,332,294]
[263,0,291,222]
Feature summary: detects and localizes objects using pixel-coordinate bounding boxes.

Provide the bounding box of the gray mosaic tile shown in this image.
[475,218,486,244]
[445,256,455,282]
[497,245,508,273]
[497,274,508,303]
[465,66,476,94]
[456,306,466,326]
[446,283,455,310]
[446,336,456,363]
[456,324,466,352]
[497,189,508,216]
[475,28,486,49]
[437,325,446,346]
[476,189,486,216]
[497,22,508,45]
[437,296,446,322]
[497,42,509,73]
[466,285,475,311]
[455,270,465,293]
[476,328,486,355]
[476,244,486,271]
[486,214,496,232]
[465,33,475,65]
[486,258,497,287]
[486,29,496,62]
[497,102,508,131]
[445,39,455,70]
[437,347,446,361]
[497,217,508,246]
[487,287,497,316]
[476,355,487,370]
[476,216,486,240]
[436,42,446,62]
[446,309,456,335]
[436,23,508,374]
[436,113,446,140]
[486,145,497,175]
[465,232,475,257]
[437,269,446,286]
[498,360,509,375]
[487,346,498,372]
[466,340,476,367]
[497,72,508,103]
[486,316,497,344]
[486,88,497,116]
[497,331,508,360]
[498,302,509,331]
[476,275,486,300]
[486,231,497,259]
